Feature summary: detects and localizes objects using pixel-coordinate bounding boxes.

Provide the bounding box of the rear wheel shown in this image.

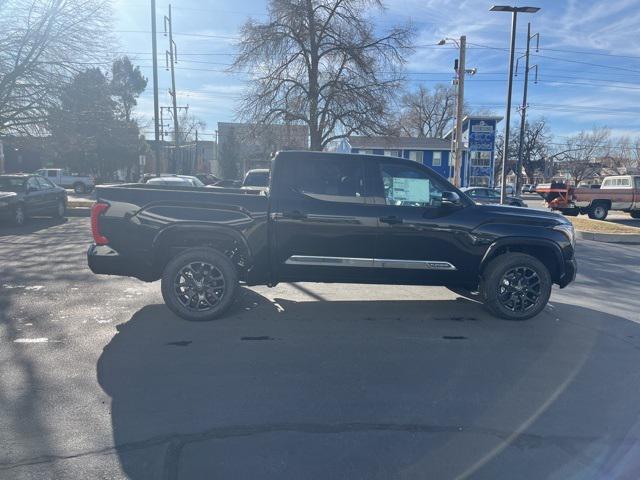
[73,182,86,194]
[161,248,238,321]
[630,211,640,219]
[588,204,608,220]
[481,253,552,321]
[560,208,579,217]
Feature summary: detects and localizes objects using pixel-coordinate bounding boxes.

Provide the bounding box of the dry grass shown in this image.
[570,217,640,234]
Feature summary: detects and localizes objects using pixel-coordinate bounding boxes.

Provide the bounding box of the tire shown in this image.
[13,204,26,226]
[73,182,86,194]
[161,248,238,321]
[630,211,640,219]
[481,253,552,321]
[588,204,608,220]
[54,200,66,218]
[560,208,579,217]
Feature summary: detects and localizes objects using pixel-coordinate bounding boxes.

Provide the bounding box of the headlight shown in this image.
[553,223,575,248]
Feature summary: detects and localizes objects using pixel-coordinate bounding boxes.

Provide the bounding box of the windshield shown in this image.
[0,177,26,192]
[243,171,270,187]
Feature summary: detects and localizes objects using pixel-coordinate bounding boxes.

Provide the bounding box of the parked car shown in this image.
[88,151,576,322]
[242,169,270,188]
[0,174,67,225]
[537,175,640,220]
[36,168,94,194]
[495,184,515,195]
[462,187,527,207]
[145,175,204,187]
[212,179,243,188]
[522,184,537,194]
[194,174,220,185]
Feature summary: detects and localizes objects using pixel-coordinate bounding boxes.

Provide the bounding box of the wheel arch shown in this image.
[480,237,564,284]
[152,224,252,278]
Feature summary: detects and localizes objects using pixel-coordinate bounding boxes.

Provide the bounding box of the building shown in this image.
[345,115,502,187]
[348,136,452,179]
[145,139,217,177]
[217,122,308,177]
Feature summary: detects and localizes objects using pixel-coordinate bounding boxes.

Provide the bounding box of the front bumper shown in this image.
[559,257,577,288]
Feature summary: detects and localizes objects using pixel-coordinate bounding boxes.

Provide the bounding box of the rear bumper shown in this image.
[87,244,156,281]
[559,257,577,288]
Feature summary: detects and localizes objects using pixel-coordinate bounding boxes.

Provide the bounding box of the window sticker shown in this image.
[389,178,430,203]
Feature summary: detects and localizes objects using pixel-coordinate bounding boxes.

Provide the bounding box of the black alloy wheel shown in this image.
[482,253,552,321]
[161,248,238,321]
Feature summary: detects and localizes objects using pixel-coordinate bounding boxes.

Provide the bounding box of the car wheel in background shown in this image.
[13,204,26,226]
[161,248,238,321]
[481,253,552,321]
[73,182,86,194]
[588,204,608,221]
[55,200,66,218]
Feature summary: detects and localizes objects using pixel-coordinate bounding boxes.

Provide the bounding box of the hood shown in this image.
[0,191,18,200]
[475,203,568,226]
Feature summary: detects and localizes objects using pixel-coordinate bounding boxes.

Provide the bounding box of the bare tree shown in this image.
[0,0,112,135]
[512,118,551,183]
[394,84,456,138]
[174,110,206,144]
[553,127,611,185]
[232,0,413,151]
[612,136,640,173]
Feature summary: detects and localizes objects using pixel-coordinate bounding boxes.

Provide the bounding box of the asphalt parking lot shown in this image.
[1,216,640,479]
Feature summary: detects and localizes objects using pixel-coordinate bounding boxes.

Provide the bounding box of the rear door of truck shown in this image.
[270,153,379,283]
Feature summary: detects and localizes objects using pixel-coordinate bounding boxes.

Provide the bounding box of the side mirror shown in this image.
[441,191,463,207]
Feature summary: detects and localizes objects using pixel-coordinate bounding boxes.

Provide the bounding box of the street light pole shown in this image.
[490,5,540,204]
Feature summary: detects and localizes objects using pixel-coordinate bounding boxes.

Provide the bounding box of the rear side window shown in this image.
[47,170,57,178]
[290,157,365,202]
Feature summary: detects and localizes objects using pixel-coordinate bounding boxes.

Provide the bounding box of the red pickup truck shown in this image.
[537,175,640,220]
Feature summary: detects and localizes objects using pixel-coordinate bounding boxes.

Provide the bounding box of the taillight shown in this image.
[91,202,110,245]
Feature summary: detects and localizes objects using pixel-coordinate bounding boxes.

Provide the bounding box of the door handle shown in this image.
[282,210,307,220]
[379,215,403,225]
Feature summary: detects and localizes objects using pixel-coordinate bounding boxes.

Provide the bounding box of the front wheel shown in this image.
[481,253,552,321]
[161,248,238,321]
[73,182,87,194]
[13,204,26,226]
[54,200,66,218]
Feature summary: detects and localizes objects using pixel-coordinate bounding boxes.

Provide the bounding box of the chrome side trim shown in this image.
[373,259,457,270]
[284,256,456,271]
[285,256,374,268]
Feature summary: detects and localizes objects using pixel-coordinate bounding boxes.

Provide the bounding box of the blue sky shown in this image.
[113,0,640,144]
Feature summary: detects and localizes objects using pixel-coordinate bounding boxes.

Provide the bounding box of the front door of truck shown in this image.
[272,154,379,283]
[369,159,475,285]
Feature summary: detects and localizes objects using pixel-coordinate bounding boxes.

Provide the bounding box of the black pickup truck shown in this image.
[88,151,576,321]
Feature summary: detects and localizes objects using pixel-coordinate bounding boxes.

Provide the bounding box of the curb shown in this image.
[576,230,640,244]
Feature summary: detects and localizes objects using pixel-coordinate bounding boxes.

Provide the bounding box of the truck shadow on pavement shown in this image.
[0,217,68,237]
[97,289,640,480]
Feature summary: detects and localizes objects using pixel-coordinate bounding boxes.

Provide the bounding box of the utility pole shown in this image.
[490,5,540,204]
[164,4,180,173]
[150,0,161,176]
[195,129,199,173]
[515,22,539,195]
[453,35,466,187]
